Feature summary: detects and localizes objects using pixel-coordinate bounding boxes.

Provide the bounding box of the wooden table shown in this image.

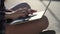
[5,16,49,34]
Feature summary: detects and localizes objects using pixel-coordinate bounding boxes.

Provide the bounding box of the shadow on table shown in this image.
[40,30,56,34]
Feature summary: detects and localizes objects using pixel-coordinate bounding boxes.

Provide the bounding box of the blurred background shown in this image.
[5,0,60,34]
[40,0,60,34]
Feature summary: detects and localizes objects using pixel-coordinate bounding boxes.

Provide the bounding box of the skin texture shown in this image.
[5,16,49,34]
[5,8,37,20]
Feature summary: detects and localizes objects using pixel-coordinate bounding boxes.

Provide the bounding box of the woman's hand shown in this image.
[5,8,37,20]
[5,9,26,19]
[27,9,37,14]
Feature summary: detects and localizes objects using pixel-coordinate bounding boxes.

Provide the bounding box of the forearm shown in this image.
[5,16,49,34]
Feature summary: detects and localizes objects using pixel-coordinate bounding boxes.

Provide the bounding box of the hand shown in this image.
[27,9,37,14]
[5,8,27,19]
